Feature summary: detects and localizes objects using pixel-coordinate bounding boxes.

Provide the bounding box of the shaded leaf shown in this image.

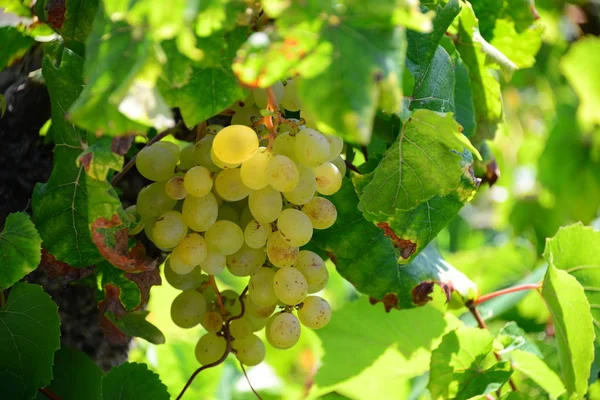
[509,350,566,399]
[0,26,34,70]
[43,347,103,400]
[0,212,42,290]
[101,362,169,400]
[106,310,165,345]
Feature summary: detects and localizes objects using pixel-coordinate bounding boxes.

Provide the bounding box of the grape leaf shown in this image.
[429,328,513,400]
[42,347,103,400]
[0,283,60,400]
[95,261,142,311]
[357,109,480,263]
[312,179,477,308]
[496,322,542,358]
[490,19,542,70]
[78,135,133,181]
[0,26,34,70]
[508,350,566,399]
[101,362,169,400]
[471,0,535,40]
[0,212,42,290]
[105,311,165,345]
[541,263,594,398]
[34,0,99,42]
[34,48,126,267]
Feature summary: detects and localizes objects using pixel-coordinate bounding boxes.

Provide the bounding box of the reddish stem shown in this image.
[208,275,227,316]
[475,283,542,305]
[39,387,61,400]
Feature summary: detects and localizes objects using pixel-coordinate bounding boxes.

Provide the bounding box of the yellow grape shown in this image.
[273,266,308,305]
[313,162,342,195]
[252,81,284,109]
[331,155,347,176]
[248,185,282,224]
[226,244,266,277]
[165,175,188,200]
[205,220,244,255]
[266,155,299,192]
[267,312,301,349]
[182,192,219,232]
[214,168,251,201]
[184,166,213,198]
[137,181,177,220]
[294,250,329,293]
[195,333,227,365]
[272,132,297,160]
[294,128,330,168]
[178,143,195,171]
[282,165,316,205]
[244,220,271,249]
[136,144,178,181]
[266,231,299,268]
[192,135,220,172]
[277,208,313,247]
[152,211,188,249]
[172,233,208,266]
[324,134,344,161]
[301,196,337,229]
[240,147,272,190]
[298,296,331,329]
[213,124,259,164]
[171,290,206,329]
[249,267,278,307]
[199,249,226,275]
[233,333,265,366]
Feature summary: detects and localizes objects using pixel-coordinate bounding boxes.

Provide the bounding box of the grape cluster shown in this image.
[129,80,344,367]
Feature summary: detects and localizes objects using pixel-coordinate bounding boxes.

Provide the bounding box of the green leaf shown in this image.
[490,19,542,70]
[0,283,60,399]
[78,136,131,180]
[95,261,142,311]
[561,37,600,127]
[496,322,543,358]
[0,26,34,70]
[471,0,535,40]
[0,212,42,290]
[43,348,103,400]
[35,0,99,42]
[312,179,477,308]
[541,263,594,398]
[34,48,125,267]
[101,362,169,400]
[429,327,513,400]
[105,311,165,345]
[315,298,461,389]
[509,350,566,399]
[357,109,479,263]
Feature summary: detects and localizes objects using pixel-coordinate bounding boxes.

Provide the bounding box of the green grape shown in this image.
[213,124,259,164]
[169,251,196,275]
[272,132,297,160]
[226,244,266,277]
[152,211,188,249]
[164,258,208,290]
[249,268,278,307]
[246,314,268,332]
[217,204,239,224]
[245,295,276,319]
[211,148,240,169]
[195,333,227,365]
[137,181,177,220]
[277,208,313,247]
[199,249,226,275]
[233,333,265,366]
[214,168,251,201]
[171,290,207,329]
[206,124,224,135]
[300,107,318,129]
[301,197,337,230]
[239,206,254,228]
[266,231,299,268]
[135,144,178,181]
[205,220,244,255]
[298,296,331,329]
[192,135,220,172]
[252,81,284,109]
[324,134,344,161]
[173,233,208,266]
[231,104,261,126]
[178,143,195,171]
[184,166,213,198]
[294,250,329,293]
[266,155,299,192]
[282,165,316,205]
[125,205,144,235]
[267,312,301,349]
[248,185,282,224]
[273,266,308,305]
[154,141,181,159]
[182,192,218,232]
[165,175,188,200]
[313,162,342,195]
[244,220,271,249]
[201,310,224,333]
[240,147,272,190]
[294,129,330,168]
[221,289,242,316]
[230,317,252,339]
[281,77,301,111]
[331,155,347,176]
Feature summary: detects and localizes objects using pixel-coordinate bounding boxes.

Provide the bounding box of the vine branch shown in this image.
[38,387,61,400]
[208,275,227,316]
[240,361,263,400]
[475,283,541,305]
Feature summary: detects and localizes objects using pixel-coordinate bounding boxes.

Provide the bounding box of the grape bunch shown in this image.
[128,79,344,367]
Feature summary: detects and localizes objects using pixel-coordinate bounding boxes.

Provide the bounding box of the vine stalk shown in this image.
[475,283,541,305]
[38,387,61,400]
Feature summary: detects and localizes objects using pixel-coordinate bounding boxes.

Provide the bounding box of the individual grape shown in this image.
[152,211,188,249]
[125,205,144,235]
[178,143,195,171]
[192,135,220,172]
[171,290,207,329]
[211,148,240,169]
[230,317,252,339]
[182,193,219,232]
[195,333,227,365]
[294,250,329,293]
[300,107,317,129]
[184,166,213,198]
[302,197,337,229]
[249,268,278,307]
[169,251,196,275]
[201,311,224,333]
[165,175,188,200]
[266,155,299,192]
[273,266,308,305]
[231,104,261,126]
[294,129,330,168]
[245,295,276,319]
[244,220,271,249]
[173,233,208,266]
[313,162,343,195]
[248,186,283,224]
[214,168,251,201]
[253,81,284,109]
[298,296,331,329]
[272,132,297,160]
[240,147,272,190]
[206,124,224,135]
[324,134,344,161]
[226,244,266,277]
[135,144,178,181]
[217,205,239,224]
[239,206,254,228]
[246,314,268,332]
[266,231,299,268]
[267,312,301,349]
[281,77,301,111]
[277,208,313,247]
[137,181,177,220]
[213,124,259,164]
[199,249,226,275]
[205,220,244,255]
[164,258,208,290]
[154,141,181,159]
[233,333,265,366]
[331,155,347,176]
[282,165,316,205]
[221,289,242,316]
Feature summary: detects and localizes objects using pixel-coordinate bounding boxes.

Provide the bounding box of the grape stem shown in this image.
[345,160,361,174]
[208,275,227,316]
[176,286,250,400]
[475,283,542,305]
[264,86,280,150]
[0,290,5,307]
[38,387,62,400]
[240,361,263,400]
